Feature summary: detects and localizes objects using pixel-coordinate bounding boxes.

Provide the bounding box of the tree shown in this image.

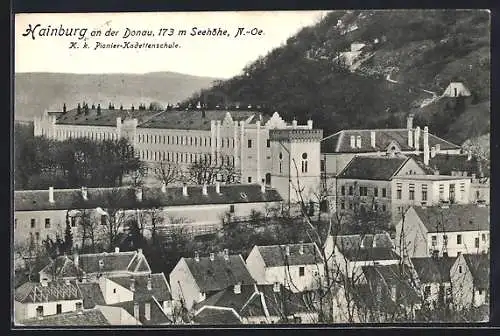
[185,159,241,185]
[63,211,74,254]
[101,188,132,251]
[76,209,101,253]
[155,161,182,186]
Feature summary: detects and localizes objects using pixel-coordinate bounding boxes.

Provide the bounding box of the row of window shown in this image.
[36,302,83,317]
[431,233,488,247]
[396,183,466,202]
[341,186,387,198]
[137,134,273,149]
[140,150,235,166]
[339,201,387,212]
[56,129,118,141]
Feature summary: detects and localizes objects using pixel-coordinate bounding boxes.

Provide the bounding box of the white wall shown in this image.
[96,305,141,325]
[19,299,82,320]
[245,247,267,284]
[263,263,324,293]
[427,230,489,257]
[99,277,134,305]
[169,258,202,311]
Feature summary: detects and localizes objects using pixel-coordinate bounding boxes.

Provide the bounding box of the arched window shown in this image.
[301,153,308,173]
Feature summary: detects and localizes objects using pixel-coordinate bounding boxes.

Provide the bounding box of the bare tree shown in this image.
[77,209,101,253]
[185,159,241,185]
[100,188,132,251]
[155,161,182,186]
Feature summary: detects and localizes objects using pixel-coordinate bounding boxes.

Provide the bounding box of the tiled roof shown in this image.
[139,110,258,130]
[256,243,323,267]
[76,282,106,309]
[321,129,460,153]
[413,204,490,233]
[193,307,242,325]
[19,309,110,326]
[110,299,171,325]
[15,184,283,212]
[462,253,489,289]
[182,253,255,293]
[14,281,81,303]
[408,154,490,178]
[40,250,150,278]
[337,155,409,180]
[410,257,457,283]
[55,107,157,126]
[108,273,172,302]
[333,233,398,262]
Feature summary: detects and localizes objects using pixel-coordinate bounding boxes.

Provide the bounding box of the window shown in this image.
[71,217,76,227]
[14,218,17,229]
[439,184,445,200]
[478,289,483,295]
[248,139,252,148]
[248,177,252,183]
[279,162,282,173]
[374,187,378,197]
[301,153,308,173]
[101,215,107,226]
[457,234,462,245]
[75,302,82,310]
[45,218,51,229]
[36,306,44,317]
[382,204,387,212]
[409,184,415,201]
[443,235,448,246]
[482,233,486,242]
[230,205,235,213]
[56,304,62,314]
[459,183,465,200]
[349,186,353,196]
[29,218,36,228]
[475,237,480,248]
[299,267,305,277]
[266,139,270,147]
[320,160,325,172]
[341,186,346,196]
[35,232,40,240]
[382,188,387,198]
[113,288,116,294]
[449,184,455,202]
[396,183,402,200]
[360,187,368,196]
[340,201,345,210]
[431,235,437,247]
[391,286,397,302]
[458,265,463,274]
[422,184,428,201]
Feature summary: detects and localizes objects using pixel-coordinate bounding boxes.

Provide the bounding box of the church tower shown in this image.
[269,120,323,210]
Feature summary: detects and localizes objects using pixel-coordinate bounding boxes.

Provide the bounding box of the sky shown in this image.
[15,11,330,79]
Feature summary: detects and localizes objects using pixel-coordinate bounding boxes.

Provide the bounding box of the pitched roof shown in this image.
[321,129,460,154]
[462,253,490,289]
[139,110,258,130]
[14,281,82,303]
[255,243,323,267]
[182,253,255,293]
[110,299,171,325]
[40,250,150,278]
[55,107,157,126]
[410,257,457,283]
[442,82,471,97]
[333,233,399,262]
[337,155,409,180]
[19,309,110,326]
[412,204,490,233]
[108,273,172,302]
[193,307,242,325]
[257,284,315,317]
[15,184,283,211]
[408,153,489,178]
[76,282,106,309]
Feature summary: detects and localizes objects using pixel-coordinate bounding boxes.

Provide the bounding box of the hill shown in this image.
[182,9,490,145]
[15,72,220,121]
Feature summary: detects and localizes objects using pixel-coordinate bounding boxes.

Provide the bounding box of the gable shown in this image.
[394,158,426,177]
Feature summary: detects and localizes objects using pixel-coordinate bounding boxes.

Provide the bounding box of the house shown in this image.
[323,232,400,280]
[17,308,111,326]
[358,264,421,322]
[14,280,83,323]
[395,204,489,258]
[169,250,256,311]
[14,183,283,246]
[39,248,151,283]
[193,283,318,324]
[246,243,324,293]
[450,253,489,310]
[442,82,471,98]
[410,256,457,309]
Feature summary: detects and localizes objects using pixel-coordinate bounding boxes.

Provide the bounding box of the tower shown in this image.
[269,125,323,209]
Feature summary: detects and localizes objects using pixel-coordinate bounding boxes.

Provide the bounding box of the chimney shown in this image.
[431,146,436,158]
[137,248,143,256]
[233,282,241,294]
[215,182,221,194]
[370,131,376,148]
[307,119,313,129]
[147,275,152,291]
[273,282,280,293]
[116,117,122,126]
[135,188,143,202]
[285,245,290,256]
[406,114,414,130]
[182,184,188,197]
[202,183,208,196]
[195,251,200,262]
[49,187,55,203]
[434,169,440,175]
[414,126,421,152]
[292,119,297,128]
[81,186,88,200]
[423,126,429,165]
[223,248,229,261]
[472,173,477,180]
[73,251,79,268]
[299,243,304,255]
[130,278,136,291]
[115,247,120,253]
[209,252,215,261]
[161,181,166,193]
[356,135,362,148]
[408,128,413,148]
[350,135,356,148]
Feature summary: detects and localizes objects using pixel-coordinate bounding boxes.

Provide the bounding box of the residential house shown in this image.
[410,256,457,309]
[14,280,83,323]
[193,283,318,324]
[169,250,256,311]
[323,232,400,280]
[18,308,112,326]
[395,204,489,258]
[442,82,472,98]
[450,253,489,310]
[14,183,283,247]
[246,243,324,293]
